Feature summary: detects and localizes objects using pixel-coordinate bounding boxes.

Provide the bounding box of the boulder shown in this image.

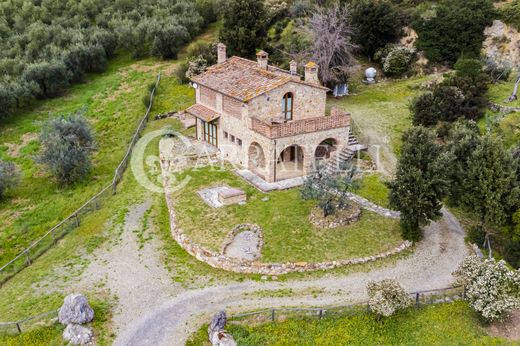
[59,294,94,325]
[210,330,237,346]
[63,324,93,345]
[207,311,227,337]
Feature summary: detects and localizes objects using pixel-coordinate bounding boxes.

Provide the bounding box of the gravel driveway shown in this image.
[114,208,469,346]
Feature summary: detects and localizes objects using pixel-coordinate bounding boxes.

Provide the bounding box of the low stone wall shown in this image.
[164,175,412,275]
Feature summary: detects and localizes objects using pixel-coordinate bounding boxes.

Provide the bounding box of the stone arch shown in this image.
[276,144,304,181]
[314,138,338,161]
[248,142,266,170]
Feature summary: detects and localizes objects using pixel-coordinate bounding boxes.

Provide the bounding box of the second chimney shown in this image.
[217,43,227,64]
[256,50,268,70]
[305,61,319,85]
[289,60,297,75]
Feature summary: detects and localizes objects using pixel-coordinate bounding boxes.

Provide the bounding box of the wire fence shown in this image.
[0,285,465,336]
[228,286,465,325]
[0,73,161,286]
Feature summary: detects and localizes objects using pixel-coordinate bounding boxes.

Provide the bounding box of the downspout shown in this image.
[273,139,277,182]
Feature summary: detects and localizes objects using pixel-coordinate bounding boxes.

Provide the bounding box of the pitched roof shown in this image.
[185,104,220,122]
[191,56,328,102]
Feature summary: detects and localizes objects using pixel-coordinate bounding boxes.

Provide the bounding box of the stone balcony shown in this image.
[251,109,351,139]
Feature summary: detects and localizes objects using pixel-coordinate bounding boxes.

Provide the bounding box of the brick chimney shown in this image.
[305,61,319,85]
[217,43,227,64]
[256,50,268,70]
[289,60,297,75]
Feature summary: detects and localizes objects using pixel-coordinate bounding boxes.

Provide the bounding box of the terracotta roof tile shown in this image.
[191,56,327,102]
[186,104,221,122]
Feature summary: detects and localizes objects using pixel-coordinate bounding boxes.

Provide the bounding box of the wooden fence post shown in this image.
[319,309,323,319]
[415,293,420,308]
[16,322,21,334]
[25,250,31,265]
[271,309,275,321]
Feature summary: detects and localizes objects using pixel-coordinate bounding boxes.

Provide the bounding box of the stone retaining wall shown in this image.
[164,175,411,275]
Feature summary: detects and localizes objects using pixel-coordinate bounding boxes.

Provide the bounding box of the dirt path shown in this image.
[73,201,179,335]
[114,208,469,346]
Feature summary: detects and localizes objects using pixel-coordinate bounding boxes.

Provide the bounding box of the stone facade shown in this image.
[187,44,351,182]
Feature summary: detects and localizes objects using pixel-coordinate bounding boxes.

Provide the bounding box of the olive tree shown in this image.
[0,160,20,200]
[37,112,96,186]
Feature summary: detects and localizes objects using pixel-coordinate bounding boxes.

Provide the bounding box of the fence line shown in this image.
[0,73,161,286]
[229,285,465,323]
[0,286,464,335]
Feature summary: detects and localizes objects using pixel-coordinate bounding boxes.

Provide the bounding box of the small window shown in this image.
[237,138,242,146]
[230,135,235,143]
[224,131,228,139]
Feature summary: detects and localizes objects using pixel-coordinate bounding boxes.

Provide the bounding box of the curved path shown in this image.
[114,208,469,346]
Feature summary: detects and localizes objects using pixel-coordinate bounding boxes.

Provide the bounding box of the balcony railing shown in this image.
[251,112,351,139]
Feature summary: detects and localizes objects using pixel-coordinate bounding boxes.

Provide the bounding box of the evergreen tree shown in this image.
[414,0,495,65]
[351,0,403,59]
[460,135,520,233]
[389,126,446,241]
[219,0,267,58]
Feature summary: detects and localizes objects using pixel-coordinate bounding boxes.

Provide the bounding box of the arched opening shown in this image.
[281,92,293,121]
[276,144,304,180]
[248,142,266,177]
[315,138,337,161]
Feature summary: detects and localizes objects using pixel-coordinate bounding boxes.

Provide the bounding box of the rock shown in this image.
[261,275,268,280]
[208,311,227,338]
[210,330,237,346]
[261,197,269,202]
[59,294,94,325]
[63,324,93,345]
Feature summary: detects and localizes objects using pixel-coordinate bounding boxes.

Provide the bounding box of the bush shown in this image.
[454,256,520,321]
[186,42,217,65]
[0,160,20,200]
[500,0,520,31]
[185,56,208,80]
[378,45,416,76]
[37,112,96,186]
[174,61,190,84]
[483,57,512,83]
[367,279,412,317]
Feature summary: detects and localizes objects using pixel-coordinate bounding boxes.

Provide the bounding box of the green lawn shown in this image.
[172,167,402,263]
[355,174,391,209]
[329,75,435,157]
[187,302,510,346]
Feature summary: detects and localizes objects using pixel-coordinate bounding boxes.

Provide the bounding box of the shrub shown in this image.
[142,94,151,108]
[185,56,208,80]
[500,0,520,31]
[174,61,190,84]
[380,46,417,76]
[454,256,520,321]
[0,160,20,200]
[186,41,217,65]
[483,57,512,83]
[367,279,412,317]
[37,112,96,186]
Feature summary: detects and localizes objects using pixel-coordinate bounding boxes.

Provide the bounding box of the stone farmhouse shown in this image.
[185,43,358,183]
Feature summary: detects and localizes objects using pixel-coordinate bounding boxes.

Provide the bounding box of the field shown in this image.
[187,302,510,346]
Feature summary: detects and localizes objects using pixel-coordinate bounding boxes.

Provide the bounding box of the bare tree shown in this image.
[507,70,520,102]
[303,4,358,86]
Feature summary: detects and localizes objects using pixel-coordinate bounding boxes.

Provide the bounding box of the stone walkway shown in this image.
[236,169,304,192]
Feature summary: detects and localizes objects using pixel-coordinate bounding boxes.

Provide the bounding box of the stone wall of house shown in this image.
[247,81,327,121]
[200,86,217,109]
